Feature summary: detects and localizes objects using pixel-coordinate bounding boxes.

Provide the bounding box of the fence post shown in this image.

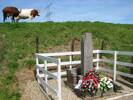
[100,40,106,59]
[131,56,133,74]
[57,58,61,100]
[36,57,40,83]
[44,60,48,92]
[36,34,39,53]
[69,55,72,69]
[71,39,75,60]
[130,56,133,83]
[113,51,117,82]
[96,51,99,70]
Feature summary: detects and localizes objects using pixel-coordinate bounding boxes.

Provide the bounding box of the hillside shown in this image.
[0,22,133,100]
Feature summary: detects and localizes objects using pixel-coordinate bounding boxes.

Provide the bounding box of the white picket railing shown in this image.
[35,50,133,100]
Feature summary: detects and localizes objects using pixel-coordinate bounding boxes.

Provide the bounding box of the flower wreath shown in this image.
[76,68,114,97]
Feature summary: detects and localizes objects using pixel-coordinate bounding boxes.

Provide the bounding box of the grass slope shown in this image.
[0,21,133,100]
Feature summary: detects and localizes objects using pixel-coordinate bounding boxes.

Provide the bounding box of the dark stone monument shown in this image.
[66,33,93,88]
[81,33,93,75]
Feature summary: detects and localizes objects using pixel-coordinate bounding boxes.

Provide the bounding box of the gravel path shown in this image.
[21,80,47,100]
[48,78,81,100]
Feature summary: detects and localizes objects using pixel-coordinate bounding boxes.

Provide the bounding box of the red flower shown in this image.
[80,68,100,96]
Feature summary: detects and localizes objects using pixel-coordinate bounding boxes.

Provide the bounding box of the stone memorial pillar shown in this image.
[81,33,93,75]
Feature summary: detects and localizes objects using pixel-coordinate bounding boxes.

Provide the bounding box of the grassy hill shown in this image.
[0,21,133,100]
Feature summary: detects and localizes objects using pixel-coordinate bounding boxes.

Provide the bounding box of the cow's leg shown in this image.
[16,19,19,23]
[3,12,7,22]
[11,16,15,23]
[29,16,33,22]
[11,17,13,23]
[15,16,20,23]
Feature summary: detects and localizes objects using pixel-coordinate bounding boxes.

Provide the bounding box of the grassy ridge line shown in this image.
[1,22,133,50]
[0,21,133,100]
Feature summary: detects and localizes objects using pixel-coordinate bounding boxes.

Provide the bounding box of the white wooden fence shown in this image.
[35,50,133,100]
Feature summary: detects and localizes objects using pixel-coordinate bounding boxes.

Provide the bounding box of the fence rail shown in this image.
[35,50,133,100]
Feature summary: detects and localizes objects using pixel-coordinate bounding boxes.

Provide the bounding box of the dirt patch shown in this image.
[15,68,35,94]
[21,80,47,100]
[15,68,47,100]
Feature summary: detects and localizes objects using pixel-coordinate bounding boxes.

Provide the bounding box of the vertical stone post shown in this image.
[81,33,93,75]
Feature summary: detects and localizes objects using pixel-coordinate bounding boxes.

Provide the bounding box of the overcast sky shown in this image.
[0,0,133,24]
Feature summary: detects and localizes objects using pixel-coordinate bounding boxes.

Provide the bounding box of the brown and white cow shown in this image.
[15,9,40,22]
[3,6,20,22]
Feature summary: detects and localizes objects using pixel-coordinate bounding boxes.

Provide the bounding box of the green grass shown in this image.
[0,21,133,99]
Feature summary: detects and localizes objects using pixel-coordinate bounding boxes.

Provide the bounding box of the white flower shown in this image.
[107,83,113,88]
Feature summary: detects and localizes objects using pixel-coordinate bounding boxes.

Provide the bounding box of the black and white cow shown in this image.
[15,9,40,22]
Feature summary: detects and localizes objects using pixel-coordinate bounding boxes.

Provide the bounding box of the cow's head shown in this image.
[31,9,40,17]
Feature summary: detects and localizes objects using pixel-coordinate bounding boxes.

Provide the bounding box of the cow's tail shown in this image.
[3,10,7,22]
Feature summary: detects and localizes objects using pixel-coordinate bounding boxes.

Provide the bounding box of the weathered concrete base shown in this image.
[66,68,78,88]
